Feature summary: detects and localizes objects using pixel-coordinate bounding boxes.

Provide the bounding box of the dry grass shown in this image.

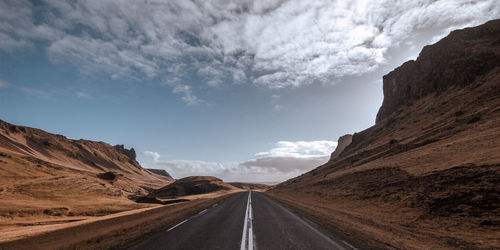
[268,68,500,249]
[0,192,238,249]
[0,150,243,249]
[0,119,180,247]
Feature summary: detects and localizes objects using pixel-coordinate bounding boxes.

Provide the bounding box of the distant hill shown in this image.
[147,168,174,182]
[152,176,239,198]
[228,182,269,190]
[268,19,500,249]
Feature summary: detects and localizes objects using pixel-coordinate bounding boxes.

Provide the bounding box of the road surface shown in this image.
[133,191,359,250]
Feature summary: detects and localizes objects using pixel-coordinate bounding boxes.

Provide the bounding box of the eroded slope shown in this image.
[0,120,173,232]
[268,19,500,249]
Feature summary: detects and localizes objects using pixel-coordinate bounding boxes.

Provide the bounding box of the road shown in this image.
[132,191,359,250]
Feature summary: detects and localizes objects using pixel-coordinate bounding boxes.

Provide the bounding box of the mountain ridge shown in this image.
[0,119,171,190]
[0,118,175,225]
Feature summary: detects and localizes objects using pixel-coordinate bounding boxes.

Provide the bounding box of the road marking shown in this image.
[240,191,254,250]
[248,192,254,250]
[198,209,207,215]
[212,203,218,207]
[342,240,359,250]
[167,219,188,232]
[240,192,250,250]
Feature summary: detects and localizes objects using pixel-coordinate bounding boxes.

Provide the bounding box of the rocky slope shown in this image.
[0,119,173,223]
[147,168,175,182]
[329,134,352,160]
[377,19,500,122]
[268,19,500,249]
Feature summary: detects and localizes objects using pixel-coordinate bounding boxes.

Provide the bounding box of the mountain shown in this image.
[267,19,500,249]
[0,119,173,219]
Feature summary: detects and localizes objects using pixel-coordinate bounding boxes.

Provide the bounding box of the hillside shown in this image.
[146,168,175,182]
[228,182,269,190]
[268,19,500,249]
[0,120,173,233]
[152,176,240,199]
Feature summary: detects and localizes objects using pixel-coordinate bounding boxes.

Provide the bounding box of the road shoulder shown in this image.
[0,192,241,249]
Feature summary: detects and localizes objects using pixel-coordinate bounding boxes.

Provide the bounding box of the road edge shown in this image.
[0,192,242,250]
[262,192,367,250]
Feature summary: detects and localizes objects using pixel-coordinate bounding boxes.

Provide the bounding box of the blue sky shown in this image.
[1,0,498,182]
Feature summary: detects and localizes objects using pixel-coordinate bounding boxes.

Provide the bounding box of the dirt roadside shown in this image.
[0,192,239,249]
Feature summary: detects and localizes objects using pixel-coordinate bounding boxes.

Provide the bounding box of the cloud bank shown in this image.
[142,140,337,183]
[1,0,498,96]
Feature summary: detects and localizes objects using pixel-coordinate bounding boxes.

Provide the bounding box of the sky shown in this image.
[0,0,498,183]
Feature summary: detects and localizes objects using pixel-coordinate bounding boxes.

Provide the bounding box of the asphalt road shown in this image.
[133,191,359,250]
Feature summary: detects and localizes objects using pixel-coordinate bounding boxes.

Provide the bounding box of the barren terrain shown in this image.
[0,191,238,249]
[228,182,269,191]
[0,119,244,248]
[268,19,500,249]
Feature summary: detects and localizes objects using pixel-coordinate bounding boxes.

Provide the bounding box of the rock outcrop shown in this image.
[114,144,137,161]
[376,19,500,123]
[329,134,353,161]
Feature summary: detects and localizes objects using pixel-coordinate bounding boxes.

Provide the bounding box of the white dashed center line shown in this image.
[167,219,188,232]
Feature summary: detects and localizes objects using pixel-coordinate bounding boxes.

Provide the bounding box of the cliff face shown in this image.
[376,19,500,123]
[114,144,137,161]
[268,19,500,249]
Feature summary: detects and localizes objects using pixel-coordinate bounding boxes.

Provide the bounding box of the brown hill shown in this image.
[146,168,174,182]
[268,19,500,249]
[0,119,173,231]
[228,182,269,190]
[0,120,171,189]
[152,176,239,199]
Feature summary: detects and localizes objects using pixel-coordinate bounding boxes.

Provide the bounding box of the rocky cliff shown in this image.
[268,19,500,249]
[329,134,352,161]
[377,19,500,123]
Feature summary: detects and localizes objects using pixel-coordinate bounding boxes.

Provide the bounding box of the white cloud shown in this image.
[172,84,203,106]
[143,151,161,162]
[1,0,498,99]
[156,160,233,178]
[143,140,337,183]
[255,141,337,159]
[241,140,337,174]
